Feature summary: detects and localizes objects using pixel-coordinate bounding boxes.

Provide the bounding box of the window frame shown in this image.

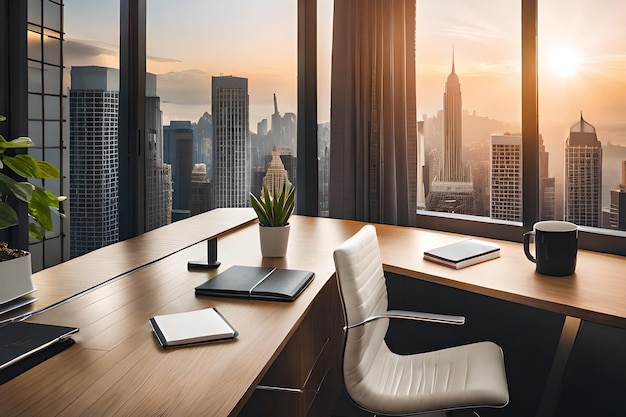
[8,1,621,257]
[414,0,625,256]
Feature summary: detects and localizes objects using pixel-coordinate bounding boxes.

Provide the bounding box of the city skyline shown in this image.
[64,1,626,136]
[61,1,626,219]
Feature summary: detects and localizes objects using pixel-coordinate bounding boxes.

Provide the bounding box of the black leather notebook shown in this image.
[0,321,79,384]
[195,265,314,301]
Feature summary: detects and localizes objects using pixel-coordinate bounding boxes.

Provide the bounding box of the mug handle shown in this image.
[523,231,536,263]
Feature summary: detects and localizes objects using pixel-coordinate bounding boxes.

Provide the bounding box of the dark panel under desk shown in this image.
[384,272,565,417]
[555,321,626,417]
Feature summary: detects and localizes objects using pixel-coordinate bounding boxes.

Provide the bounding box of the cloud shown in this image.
[157,70,212,105]
[64,39,117,67]
[148,55,182,64]
[65,38,182,68]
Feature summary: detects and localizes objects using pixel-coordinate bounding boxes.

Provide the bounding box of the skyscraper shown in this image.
[608,161,626,230]
[190,163,213,216]
[564,114,602,227]
[261,145,292,196]
[69,66,120,258]
[259,94,298,185]
[164,121,194,218]
[145,74,172,232]
[539,134,556,221]
[425,56,475,215]
[443,56,464,182]
[196,112,213,177]
[212,76,251,208]
[70,66,169,256]
[491,134,522,222]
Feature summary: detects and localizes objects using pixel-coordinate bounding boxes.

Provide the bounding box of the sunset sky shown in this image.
[63,0,626,156]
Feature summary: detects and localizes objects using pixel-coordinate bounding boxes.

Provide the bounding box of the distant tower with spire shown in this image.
[425,52,475,215]
[262,145,292,196]
[564,113,602,227]
[266,93,297,187]
[443,50,464,182]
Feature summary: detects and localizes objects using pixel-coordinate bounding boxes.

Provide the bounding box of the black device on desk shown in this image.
[0,321,79,384]
[188,238,221,269]
[195,265,314,301]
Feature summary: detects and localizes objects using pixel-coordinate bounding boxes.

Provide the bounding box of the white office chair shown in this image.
[333,225,509,416]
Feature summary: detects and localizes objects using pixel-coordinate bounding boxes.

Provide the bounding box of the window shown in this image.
[539,0,626,238]
[8,0,625,270]
[27,0,67,270]
[146,0,297,224]
[63,0,120,259]
[416,1,521,221]
[318,0,625,255]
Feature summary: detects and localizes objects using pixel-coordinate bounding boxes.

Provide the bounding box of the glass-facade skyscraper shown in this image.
[69,66,169,256]
[491,134,522,222]
[69,66,120,258]
[564,114,603,227]
[211,75,250,208]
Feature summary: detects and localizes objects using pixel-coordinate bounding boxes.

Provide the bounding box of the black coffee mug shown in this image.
[523,221,578,276]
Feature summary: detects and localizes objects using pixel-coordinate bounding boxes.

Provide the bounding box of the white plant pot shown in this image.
[259,224,290,257]
[0,252,35,305]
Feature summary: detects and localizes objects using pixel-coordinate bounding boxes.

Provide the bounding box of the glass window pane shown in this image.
[28,61,43,93]
[539,0,626,233]
[64,0,120,258]
[44,95,60,119]
[45,149,61,176]
[44,64,61,95]
[44,120,61,147]
[29,120,44,144]
[28,0,42,26]
[28,29,42,61]
[418,0,521,221]
[323,1,520,225]
[29,93,42,119]
[43,34,61,66]
[146,1,297,227]
[43,0,61,31]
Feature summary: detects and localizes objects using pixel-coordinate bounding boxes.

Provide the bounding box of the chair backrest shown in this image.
[333,225,390,393]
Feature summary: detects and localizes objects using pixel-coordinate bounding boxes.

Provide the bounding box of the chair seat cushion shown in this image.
[346,340,509,415]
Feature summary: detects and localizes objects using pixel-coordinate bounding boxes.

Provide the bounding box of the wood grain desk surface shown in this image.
[2,213,625,416]
[0,208,257,322]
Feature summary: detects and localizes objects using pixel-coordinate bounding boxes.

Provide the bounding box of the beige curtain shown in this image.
[329,0,417,226]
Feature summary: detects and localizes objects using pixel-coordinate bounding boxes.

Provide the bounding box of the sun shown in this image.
[548,47,582,77]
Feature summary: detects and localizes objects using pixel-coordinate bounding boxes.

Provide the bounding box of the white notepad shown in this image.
[423,238,501,269]
[149,308,238,347]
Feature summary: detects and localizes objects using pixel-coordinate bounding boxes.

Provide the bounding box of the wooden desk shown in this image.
[0,213,345,417]
[370,221,626,330]
[1,214,625,416]
[0,208,257,322]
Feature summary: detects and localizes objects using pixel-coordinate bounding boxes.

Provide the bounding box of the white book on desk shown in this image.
[423,238,500,269]
[149,307,238,348]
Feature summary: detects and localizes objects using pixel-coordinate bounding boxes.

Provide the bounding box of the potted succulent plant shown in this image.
[249,182,295,257]
[0,115,64,305]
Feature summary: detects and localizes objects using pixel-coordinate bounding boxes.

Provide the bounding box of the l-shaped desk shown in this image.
[1,209,625,416]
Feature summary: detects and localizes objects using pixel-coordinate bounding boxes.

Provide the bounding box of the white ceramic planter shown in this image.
[259,224,290,257]
[0,252,35,305]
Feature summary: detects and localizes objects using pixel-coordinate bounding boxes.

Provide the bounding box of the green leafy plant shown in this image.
[0,115,64,242]
[249,182,295,227]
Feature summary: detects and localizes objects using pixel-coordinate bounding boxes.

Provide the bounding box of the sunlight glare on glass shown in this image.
[548,47,581,77]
